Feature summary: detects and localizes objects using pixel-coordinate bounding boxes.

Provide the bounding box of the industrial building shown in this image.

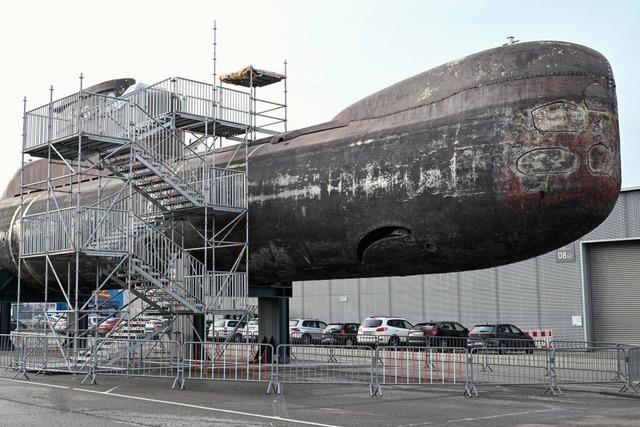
[291,187,640,344]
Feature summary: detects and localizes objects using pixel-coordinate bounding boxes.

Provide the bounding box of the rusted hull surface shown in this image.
[245,41,620,281]
[0,41,621,296]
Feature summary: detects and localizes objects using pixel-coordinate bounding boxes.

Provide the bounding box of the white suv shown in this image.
[289,318,327,344]
[208,319,247,341]
[242,318,259,342]
[357,316,413,346]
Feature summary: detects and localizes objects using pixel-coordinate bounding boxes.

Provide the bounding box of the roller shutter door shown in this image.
[589,241,640,344]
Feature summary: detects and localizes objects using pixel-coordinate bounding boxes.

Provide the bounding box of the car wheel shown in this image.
[389,336,400,347]
[302,334,312,345]
[439,338,448,348]
[345,338,354,346]
[235,333,243,342]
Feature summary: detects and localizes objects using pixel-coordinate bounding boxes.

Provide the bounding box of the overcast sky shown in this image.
[1,0,638,189]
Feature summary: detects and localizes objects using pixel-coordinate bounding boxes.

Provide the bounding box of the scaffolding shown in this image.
[15,29,287,367]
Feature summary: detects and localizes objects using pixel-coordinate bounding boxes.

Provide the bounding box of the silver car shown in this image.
[289,318,327,344]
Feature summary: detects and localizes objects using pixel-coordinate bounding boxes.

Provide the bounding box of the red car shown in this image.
[97,317,123,334]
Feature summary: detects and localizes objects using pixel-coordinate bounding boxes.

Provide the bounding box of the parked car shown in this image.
[208,319,247,341]
[289,319,327,344]
[88,314,110,330]
[357,316,413,347]
[408,321,469,347]
[467,324,535,353]
[321,323,360,345]
[51,314,68,332]
[242,318,259,342]
[144,318,165,334]
[97,317,123,334]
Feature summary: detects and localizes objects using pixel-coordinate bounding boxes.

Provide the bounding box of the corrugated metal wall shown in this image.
[291,188,640,341]
[588,241,640,344]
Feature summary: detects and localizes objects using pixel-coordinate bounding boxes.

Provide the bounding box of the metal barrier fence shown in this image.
[0,334,19,371]
[376,347,468,396]
[274,344,375,395]
[624,347,640,393]
[469,348,551,390]
[4,333,639,398]
[182,342,274,390]
[554,346,622,385]
[89,338,181,380]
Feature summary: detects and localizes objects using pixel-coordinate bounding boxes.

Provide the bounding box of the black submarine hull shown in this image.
[0,41,621,299]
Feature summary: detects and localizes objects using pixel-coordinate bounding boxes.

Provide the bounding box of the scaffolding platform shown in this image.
[17,29,287,368]
[23,133,129,159]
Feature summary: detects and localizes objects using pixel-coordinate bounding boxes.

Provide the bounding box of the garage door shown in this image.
[588,240,640,344]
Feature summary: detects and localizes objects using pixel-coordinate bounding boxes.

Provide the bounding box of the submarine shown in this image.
[0,40,621,300]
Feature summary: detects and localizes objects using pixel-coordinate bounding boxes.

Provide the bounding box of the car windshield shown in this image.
[214,320,226,327]
[471,325,495,333]
[288,320,298,327]
[362,319,383,328]
[413,323,437,329]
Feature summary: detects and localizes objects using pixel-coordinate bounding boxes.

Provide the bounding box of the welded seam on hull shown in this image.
[347,71,614,123]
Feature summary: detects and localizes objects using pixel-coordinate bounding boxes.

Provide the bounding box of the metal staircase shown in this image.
[19,63,286,379]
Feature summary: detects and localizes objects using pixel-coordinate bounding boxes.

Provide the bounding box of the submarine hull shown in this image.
[0,41,621,298]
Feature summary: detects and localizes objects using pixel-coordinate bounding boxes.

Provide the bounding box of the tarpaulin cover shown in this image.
[220,66,285,88]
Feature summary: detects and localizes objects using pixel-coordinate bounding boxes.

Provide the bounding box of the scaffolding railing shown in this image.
[24,92,130,151]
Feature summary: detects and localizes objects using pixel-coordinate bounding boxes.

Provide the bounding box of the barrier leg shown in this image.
[464,352,477,398]
[544,350,562,396]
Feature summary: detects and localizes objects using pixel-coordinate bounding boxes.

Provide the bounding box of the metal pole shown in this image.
[44,85,54,333]
[283,59,288,132]
[17,96,27,333]
[74,74,83,355]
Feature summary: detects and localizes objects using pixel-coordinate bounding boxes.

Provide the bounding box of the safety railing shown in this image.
[89,338,181,379]
[11,333,91,374]
[553,344,624,385]
[207,167,247,209]
[6,335,639,398]
[123,77,251,128]
[20,208,76,255]
[182,342,274,383]
[21,206,129,256]
[201,272,248,311]
[274,344,375,393]
[125,79,173,126]
[377,346,467,386]
[0,334,19,371]
[81,207,130,253]
[217,85,251,126]
[625,347,640,393]
[172,77,214,119]
[23,76,254,154]
[24,92,130,152]
[469,347,551,387]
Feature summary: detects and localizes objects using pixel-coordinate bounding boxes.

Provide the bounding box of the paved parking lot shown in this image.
[0,371,638,426]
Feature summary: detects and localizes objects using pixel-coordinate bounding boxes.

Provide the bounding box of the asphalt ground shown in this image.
[0,371,639,426]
